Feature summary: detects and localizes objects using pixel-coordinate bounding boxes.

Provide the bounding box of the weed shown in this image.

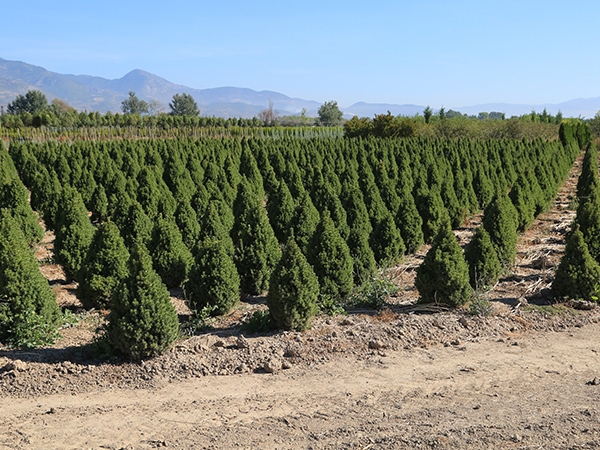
[180,304,217,336]
[241,310,276,334]
[347,275,398,309]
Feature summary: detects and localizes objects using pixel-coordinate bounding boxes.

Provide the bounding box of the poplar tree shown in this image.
[108,243,179,359]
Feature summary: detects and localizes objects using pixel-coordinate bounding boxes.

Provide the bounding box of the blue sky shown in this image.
[2,0,599,108]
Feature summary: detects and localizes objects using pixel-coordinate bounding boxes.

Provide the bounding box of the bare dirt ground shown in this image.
[2,153,600,449]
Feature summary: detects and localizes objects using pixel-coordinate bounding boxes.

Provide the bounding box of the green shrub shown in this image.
[267,237,320,331]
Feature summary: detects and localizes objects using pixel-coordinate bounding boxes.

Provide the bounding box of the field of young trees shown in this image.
[0,115,590,358]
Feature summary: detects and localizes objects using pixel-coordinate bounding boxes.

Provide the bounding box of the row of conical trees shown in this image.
[0,121,584,356]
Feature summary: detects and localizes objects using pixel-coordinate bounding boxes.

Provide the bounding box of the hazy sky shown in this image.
[2,0,598,108]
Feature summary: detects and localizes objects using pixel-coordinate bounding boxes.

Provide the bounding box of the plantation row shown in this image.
[0,121,586,357]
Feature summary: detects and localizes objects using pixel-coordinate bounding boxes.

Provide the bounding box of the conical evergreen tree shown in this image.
[197,202,235,257]
[174,200,201,251]
[509,175,535,232]
[415,221,471,307]
[120,201,154,250]
[290,190,320,256]
[307,210,354,301]
[0,178,44,246]
[108,243,179,359]
[267,237,320,331]
[464,226,502,290]
[185,238,240,315]
[482,193,519,268]
[395,189,424,254]
[370,212,405,267]
[0,210,61,347]
[54,187,95,282]
[267,179,296,244]
[78,221,130,310]
[149,216,194,288]
[231,181,281,295]
[552,225,600,301]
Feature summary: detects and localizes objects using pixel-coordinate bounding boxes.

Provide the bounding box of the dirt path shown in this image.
[2,320,600,449]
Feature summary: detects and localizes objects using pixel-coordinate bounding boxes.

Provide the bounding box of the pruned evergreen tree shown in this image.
[185,238,240,315]
[149,216,194,289]
[174,200,201,251]
[78,221,130,310]
[464,226,502,290]
[108,243,179,359]
[395,190,424,254]
[120,201,153,250]
[0,210,61,347]
[307,210,354,301]
[197,202,235,257]
[552,224,600,301]
[482,193,518,268]
[267,236,320,331]
[54,187,95,282]
[0,178,44,246]
[231,181,281,295]
[415,221,471,307]
[290,190,320,255]
[267,179,296,244]
[370,212,405,267]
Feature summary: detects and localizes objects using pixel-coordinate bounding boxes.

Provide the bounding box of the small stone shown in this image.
[341,318,354,326]
[264,359,281,373]
[368,340,384,350]
[458,317,469,328]
[236,335,250,349]
[587,377,600,386]
[281,361,292,370]
[213,340,225,348]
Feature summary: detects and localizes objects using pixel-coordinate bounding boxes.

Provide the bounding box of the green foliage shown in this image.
[369,213,405,266]
[0,210,61,348]
[149,216,194,288]
[108,243,179,359]
[290,190,320,255]
[395,191,424,254]
[180,304,217,336]
[121,91,148,115]
[464,226,502,290]
[197,202,235,256]
[346,274,398,309]
[232,182,281,295]
[78,221,130,310]
[185,238,240,315]
[415,222,471,307]
[318,100,343,126]
[482,194,518,268]
[468,296,494,317]
[307,210,354,302]
[267,179,296,243]
[54,187,95,282]
[552,225,600,301]
[267,237,320,331]
[0,178,44,245]
[7,90,48,115]
[241,309,276,334]
[169,93,200,116]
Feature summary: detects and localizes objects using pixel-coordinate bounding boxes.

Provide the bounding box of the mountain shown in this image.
[1,57,599,119]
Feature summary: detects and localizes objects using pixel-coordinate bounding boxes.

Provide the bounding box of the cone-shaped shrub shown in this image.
[395,191,424,254]
[54,187,95,282]
[464,226,502,290]
[174,200,201,251]
[185,238,240,315]
[267,179,296,244]
[370,212,405,266]
[575,187,600,264]
[231,181,281,295]
[120,201,153,250]
[414,183,449,244]
[0,210,61,347]
[267,237,320,331]
[149,216,194,288]
[415,221,471,307]
[197,202,235,257]
[0,178,44,246]
[509,176,535,232]
[307,210,354,301]
[552,224,600,301]
[482,194,518,268]
[108,243,179,359]
[347,225,378,284]
[290,190,320,255]
[78,221,130,310]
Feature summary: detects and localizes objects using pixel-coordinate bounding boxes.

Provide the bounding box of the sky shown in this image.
[2,0,599,109]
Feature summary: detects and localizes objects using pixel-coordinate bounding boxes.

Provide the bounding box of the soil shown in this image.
[2,153,600,449]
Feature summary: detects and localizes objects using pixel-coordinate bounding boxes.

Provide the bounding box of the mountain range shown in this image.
[1,57,599,119]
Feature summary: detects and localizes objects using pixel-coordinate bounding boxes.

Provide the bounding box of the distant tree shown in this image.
[257,100,279,126]
[121,91,148,115]
[50,98,76,115]
[7,90,48,115]
[423,106,433,124]
[148,99,166,115]
[169,93,200,116]
[318,100,343,126]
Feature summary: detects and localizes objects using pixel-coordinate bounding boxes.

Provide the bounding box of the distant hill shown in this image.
[1,57,599,118]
